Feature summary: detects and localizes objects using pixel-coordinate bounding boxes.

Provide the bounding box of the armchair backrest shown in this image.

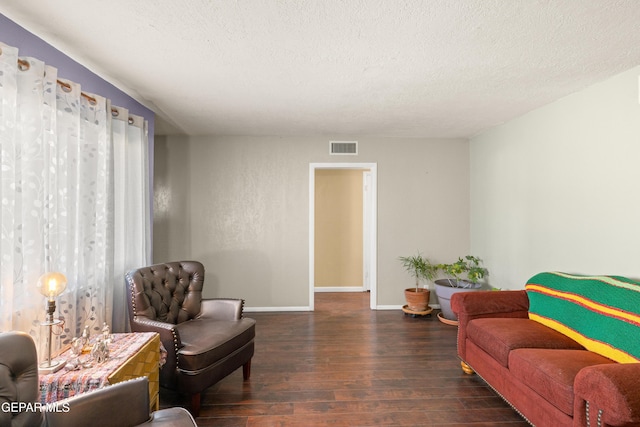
[126,261,205,325]
[0,331,45,427]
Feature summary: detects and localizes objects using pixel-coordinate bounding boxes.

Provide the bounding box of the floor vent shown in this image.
[330,141,358,155]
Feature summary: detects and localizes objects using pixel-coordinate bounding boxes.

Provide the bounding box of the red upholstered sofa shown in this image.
[451,272,640,427]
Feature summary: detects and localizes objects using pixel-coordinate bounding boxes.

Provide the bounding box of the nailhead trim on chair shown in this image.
[172,329,180,370]
[597,408,603,427]
[127,274,138,317]
[585,401,603,427]
[467,362,534,426]
[586,400,591,426]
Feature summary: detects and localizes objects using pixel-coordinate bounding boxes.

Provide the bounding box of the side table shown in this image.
[39,332,161,411]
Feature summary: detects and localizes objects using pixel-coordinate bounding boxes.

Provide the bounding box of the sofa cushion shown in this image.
[526,272,640,363]
[176,318,256,371]
[467,318,584,367]
[509,348,615,416]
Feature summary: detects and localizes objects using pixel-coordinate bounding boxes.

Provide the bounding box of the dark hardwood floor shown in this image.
[160,292,528,426]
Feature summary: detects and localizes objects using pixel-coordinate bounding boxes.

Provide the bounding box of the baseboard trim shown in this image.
[314,287,365,292]
[244,306,311,312]
[375,304,441,310]
[245,304,441,312]
[374,305,403,310]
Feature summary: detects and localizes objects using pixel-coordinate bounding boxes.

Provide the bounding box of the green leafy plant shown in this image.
[398,253,438,291]
[438,255,488,288]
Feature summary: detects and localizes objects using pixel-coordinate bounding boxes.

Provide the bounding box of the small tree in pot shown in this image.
[398,253,438,312]
[435,255,488,323]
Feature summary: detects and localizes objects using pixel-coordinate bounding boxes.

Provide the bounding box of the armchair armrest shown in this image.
[129,318,182,388]
[146,407,197,426]
[574,363,640,427]
[130,317,182,350]
[198,298,244,320]
[44,377,150,427]
[451,290,529,362]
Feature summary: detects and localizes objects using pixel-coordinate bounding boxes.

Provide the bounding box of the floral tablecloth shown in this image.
[39,332,158,403]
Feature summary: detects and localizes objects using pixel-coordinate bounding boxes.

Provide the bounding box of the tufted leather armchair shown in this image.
[0,331,43,427]
[0,331,197,427]
[125,261,255,416]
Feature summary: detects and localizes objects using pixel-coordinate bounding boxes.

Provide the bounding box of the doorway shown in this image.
[309,163,377,310]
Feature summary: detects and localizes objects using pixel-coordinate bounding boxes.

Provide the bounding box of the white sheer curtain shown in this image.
[0,42,150,356]
[111,106,151,333]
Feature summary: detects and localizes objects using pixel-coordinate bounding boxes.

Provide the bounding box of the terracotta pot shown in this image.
[404,288,430,311]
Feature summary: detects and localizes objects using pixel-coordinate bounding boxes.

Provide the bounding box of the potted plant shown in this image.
[435,255,488,324]
[398,253,438,312]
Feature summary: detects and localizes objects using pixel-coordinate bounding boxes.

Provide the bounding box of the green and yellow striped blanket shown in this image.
[526,272,640,363]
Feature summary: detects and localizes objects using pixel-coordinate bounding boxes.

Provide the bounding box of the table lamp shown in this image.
[37,272,67,374]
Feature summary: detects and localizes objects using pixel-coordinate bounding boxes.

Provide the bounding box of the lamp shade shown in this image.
[36,272,67,301]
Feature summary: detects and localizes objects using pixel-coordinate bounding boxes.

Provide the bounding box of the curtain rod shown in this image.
[2,49,133,122]
[17,58,98,105]
[16,57,130,121]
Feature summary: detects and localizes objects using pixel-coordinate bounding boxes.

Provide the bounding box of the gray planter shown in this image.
[434,279,483,321]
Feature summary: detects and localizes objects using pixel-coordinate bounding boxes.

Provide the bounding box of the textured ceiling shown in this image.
[2,0,640,138]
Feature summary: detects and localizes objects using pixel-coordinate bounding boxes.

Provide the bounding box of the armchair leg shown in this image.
[243,360,251,380]
[191,393,201,417]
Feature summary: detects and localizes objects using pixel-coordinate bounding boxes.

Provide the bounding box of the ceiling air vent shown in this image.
[330,140,358,155]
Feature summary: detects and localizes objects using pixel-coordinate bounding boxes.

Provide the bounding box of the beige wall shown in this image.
[153,136,470,309]
[470,66,640,289]
[314,169,363,288]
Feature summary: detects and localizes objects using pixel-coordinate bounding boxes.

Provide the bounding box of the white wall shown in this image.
[153,136,470,309]
[471,66,640,289]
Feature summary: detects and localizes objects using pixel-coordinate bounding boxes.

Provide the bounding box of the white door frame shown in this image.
[309,163,377,310]
[362,170,373,292]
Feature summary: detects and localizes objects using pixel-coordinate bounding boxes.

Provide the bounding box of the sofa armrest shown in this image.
[45,377,151,427]
[198,298,244,320]
[451,290,530,363]
[451,290,529,318]
[574,364,640,427]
